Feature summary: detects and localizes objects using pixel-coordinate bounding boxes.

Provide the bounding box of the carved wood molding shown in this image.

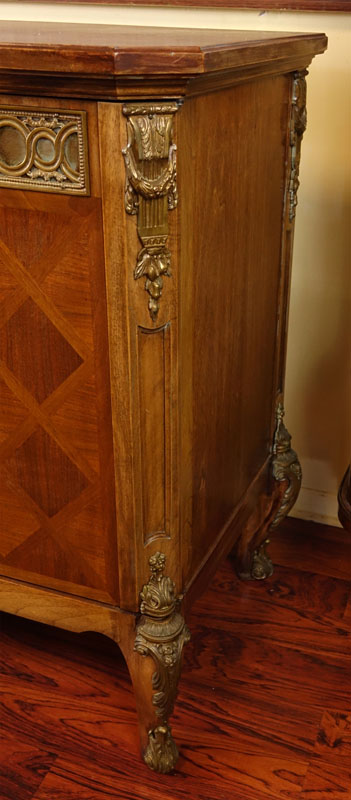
[134,552,190,773]
[137,323,171,546]
[0,108,89,195]
[122,102,179,322]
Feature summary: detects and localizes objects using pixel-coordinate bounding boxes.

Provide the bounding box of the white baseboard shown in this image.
[290,486,341,528]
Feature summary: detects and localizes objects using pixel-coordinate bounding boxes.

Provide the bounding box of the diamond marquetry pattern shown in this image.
[6,427,88,517]
[0,378,28,442]
[0,206,76,272]
[0,199,115,602]
[0,298,83,403]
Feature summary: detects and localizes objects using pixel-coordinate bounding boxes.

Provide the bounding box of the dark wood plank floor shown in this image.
[1,517,351,799]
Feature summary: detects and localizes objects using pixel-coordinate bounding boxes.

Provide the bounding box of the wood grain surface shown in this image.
[0,23,327,78]
[1,516,350,799]
[178,76,289,583]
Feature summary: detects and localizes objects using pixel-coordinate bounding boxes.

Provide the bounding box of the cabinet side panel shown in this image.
[179,76,290,581]
[0,96,119,604]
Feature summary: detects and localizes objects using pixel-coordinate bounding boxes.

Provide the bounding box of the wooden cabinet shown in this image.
[0,23,326,774]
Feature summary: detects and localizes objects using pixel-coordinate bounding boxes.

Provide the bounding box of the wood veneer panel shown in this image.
[0,96,119,605]
[179,76,290,581]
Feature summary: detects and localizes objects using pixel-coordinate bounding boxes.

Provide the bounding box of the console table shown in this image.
[0,23,327,774]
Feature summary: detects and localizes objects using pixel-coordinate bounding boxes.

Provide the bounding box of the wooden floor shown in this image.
[1,517,351,800]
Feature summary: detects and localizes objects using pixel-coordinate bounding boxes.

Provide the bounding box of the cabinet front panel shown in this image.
[0,96,119,604]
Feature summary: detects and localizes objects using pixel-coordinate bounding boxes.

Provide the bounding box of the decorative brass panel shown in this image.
[288,72,307,222]
[122,102,179,322]
[0,108,89,195]
[134,552,190,773]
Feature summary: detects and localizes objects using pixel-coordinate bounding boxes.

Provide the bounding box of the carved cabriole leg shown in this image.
[128,552,190,774]
[235,403,302,580]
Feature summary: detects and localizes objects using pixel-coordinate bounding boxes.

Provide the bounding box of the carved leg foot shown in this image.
[236,516,277,582]
[124,552,190,774]
[234,403,302,581]
[144,724,179,774]
[250,539,274,580]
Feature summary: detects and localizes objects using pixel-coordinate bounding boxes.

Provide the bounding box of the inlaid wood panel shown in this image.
[0,97,118,605]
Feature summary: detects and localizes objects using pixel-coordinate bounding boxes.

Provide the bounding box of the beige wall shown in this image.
[1,4,350,525]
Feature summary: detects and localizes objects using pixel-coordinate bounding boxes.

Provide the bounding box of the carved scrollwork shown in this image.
[270,403,302,530]
[134,552,190,773]
[122,103,179,322]
[0,108,89,195]
[288,71,307,222]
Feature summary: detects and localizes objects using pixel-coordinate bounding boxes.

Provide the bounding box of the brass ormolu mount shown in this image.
[134,552,190,774]
[122,103,178,322]
[248,403,302,581]
[0,108,89,195]
[288,71,307,223]
[270,402,302,529]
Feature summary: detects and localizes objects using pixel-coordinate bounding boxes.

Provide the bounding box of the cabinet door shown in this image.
[0,96,119,604]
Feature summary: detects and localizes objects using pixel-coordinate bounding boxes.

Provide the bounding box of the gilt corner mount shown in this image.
[289,71,307,223]
[122,102,179,322]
